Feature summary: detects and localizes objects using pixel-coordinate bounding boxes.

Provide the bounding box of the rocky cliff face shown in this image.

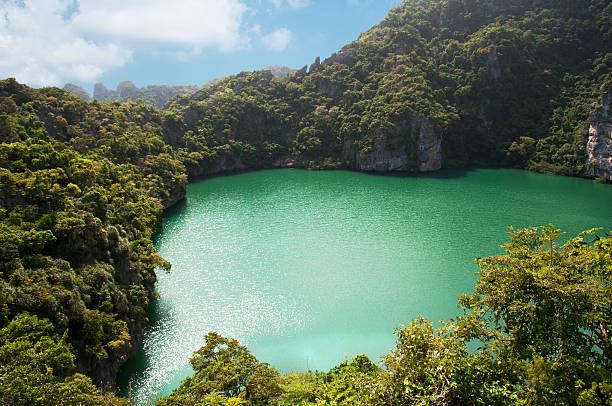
[414,117,442,172]
[184,156,249,179]
[354,136,411,172]
[63,83,90,101]
[93,83,112,100]
[62,82,200,108]
[178,112,443,178]
[116,81,140,100]
[354,116,442,172]
[586,91,612,181]
[163,176,188,209]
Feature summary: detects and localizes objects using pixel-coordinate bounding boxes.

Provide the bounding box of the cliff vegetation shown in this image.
[0,0,611,404]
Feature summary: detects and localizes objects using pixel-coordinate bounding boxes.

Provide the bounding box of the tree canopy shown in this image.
[1,0,611,403]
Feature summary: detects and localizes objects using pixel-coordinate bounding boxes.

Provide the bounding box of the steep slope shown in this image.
[0,0,612,403]
[62,81,200,108]
[93,81,200,109]
[63,83,91,102]
[587,85,612,181]
[0,79,186,396]
[164,0,612,179]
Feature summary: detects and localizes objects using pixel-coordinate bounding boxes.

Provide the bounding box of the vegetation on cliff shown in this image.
[0,0,611,404]
[162,0,612,176]
[62,82,200,109]
[0,78,185,398]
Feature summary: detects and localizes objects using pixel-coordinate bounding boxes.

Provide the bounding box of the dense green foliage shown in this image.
[0,314,128,405]
[459,225,612,404]
[157,227,611,405]
[0,78,186,400]
[1,0,611,403]
[91,81,200,109]
[162,0,612,175]
[156,332,282,406]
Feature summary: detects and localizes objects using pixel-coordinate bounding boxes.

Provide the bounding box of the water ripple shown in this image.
[121,169,612,404]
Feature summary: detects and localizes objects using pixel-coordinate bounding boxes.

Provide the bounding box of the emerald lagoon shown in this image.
[119,169,612,404]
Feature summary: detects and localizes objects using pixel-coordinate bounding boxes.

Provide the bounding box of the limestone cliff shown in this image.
[70,82,200,108]
[354,116,442,173]
[163,176,188,209]
[63,83,90,102]
[187,156,249,178]
[586,91,612,181]
[176,109,442,178]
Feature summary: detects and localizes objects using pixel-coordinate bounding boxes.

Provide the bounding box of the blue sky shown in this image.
[0,0,402,93]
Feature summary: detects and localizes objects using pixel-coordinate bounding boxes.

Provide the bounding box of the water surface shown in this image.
[120,169,612,404]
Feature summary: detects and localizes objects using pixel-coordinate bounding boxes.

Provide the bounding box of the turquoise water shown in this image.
[119,169,612,404]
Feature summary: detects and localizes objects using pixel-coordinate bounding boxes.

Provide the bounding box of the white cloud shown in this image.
[0,0,250,87]
[0,0,131,86]
[251,24,263,36]
[262,28,291,52]
[72,0,248,52]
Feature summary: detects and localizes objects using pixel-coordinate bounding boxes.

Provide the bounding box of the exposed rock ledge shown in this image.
[167,115,443,211]
[162,175,188,209]
[586,91,612,181]
[354,116,442,172]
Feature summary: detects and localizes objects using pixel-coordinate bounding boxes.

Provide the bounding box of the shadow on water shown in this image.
[151,199,188,241]
[187,167,476,186]
[187,167,259,184]
[162,197,188,218]
[358,167,474,180]
[117,294,175,399]
[116,167,612,403]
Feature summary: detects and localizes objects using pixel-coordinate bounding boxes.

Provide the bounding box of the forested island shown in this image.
[0,0,611,404]
[63,66,296,109]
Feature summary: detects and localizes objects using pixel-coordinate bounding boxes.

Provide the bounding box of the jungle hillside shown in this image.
[0,0,611,404]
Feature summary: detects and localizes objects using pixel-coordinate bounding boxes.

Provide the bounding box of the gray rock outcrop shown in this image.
[355,136,411,172]
[586,91,612,181]
[309,57,321,73]
[116,81,139,100]
[323,45,357,68]
[93,83,112,100]
[63,83,90,101]
[414,117,442,172]
[264,65,297,78]
[354,116,442,172]
[88,82,199,108]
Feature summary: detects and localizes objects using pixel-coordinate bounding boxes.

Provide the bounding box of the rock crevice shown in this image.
[586,91,612,181]
[354,116,442,173]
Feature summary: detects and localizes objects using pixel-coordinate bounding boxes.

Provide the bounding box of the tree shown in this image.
[157,332,281,405]
[0,313,128,406]
[155,227,611,405]
[459,225,612,404]
[364,226,611,405]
